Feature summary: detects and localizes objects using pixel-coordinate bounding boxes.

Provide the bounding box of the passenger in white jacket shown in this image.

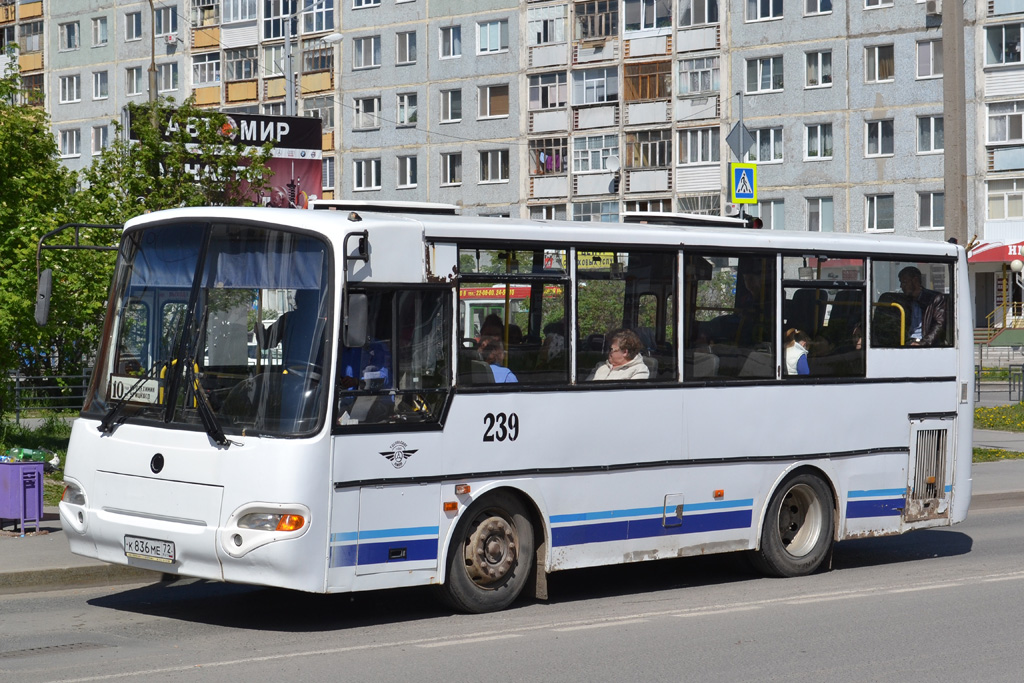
[588,329,651,381]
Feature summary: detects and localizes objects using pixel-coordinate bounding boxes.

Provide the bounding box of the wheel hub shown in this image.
[777,483,823,557]
[464,515,518,586]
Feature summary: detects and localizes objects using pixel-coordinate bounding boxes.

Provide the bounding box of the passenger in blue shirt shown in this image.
[479,336,517,383]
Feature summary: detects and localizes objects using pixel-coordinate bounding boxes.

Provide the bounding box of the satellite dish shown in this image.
[606,155,620,172]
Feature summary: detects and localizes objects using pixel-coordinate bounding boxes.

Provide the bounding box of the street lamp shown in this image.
[283,0,342,117]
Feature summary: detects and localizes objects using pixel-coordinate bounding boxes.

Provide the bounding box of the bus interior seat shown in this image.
[872,292,908,347]
[641,355,658,378]
[826,290,864,344]
[585,333,605,351]
[688,350,719,378]
[458,348,494,385]
[788,289,828,336]
[739,349,775,378]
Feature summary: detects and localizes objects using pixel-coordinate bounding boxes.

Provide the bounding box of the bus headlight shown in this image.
[237,513,305,532]
[58,479,88,533]
[222,503,311,558]
[62,483,86,506]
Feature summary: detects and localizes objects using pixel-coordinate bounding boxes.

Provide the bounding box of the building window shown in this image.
[354,0,380,6]
[353,158,382,191]
[573,134,619,172]
[60,22,80,51]
[92,17,108,46]
[397,92,418,126]
[193,1,221,27]
[575,0,618,39]
[322,156,335,191]
[919,192,944,230]
[125,12,142,41]
[60,129,81,158]
[478,19,509,54]
[478,84,510,119]
[530,205,567,220]
[226,47,258,81]
[679,57,719,95]
[155,7,177,36]
[750,199,784,229]
[806,50,832,88]
[529,72,568,110]
[573,201,619,222]
[626,129,672,168]
[59,75,82,104]
[624,61,671,101]
[987,178,1024,220]
[917,40,943,79]
[986,23,1024,66]
[224,0,258,22]
[19,21,43,52]
[480,150,510,183]
[264,45,284,76]
[302,38,333,73]
[305,95,334,129]
[303,0,334,32]
[866,194,894,231]
[528,5,566,45]
[918,115,944,153]
[263,102,285,115]
[625,199,673,212]
[624,0,672,31]
[21,73,44,104]
[865,119,894,157]
[747,0,783,22]
[805,123,833,160]
[529,137,569,175]
[678,194,720,215]
[194,52,221,85]
[264,0,298,40]
[397,31,416,65]
[805,0,831,15]
[746,56,783,93]
[92,125,109,155]
[126,66,143,96]
[354,97,381,129]
[865,0,893,7]
[988,100,1023,144]
[865,45,895,83]
[158,63,179,92]
[397,156,418,188]
[442,152,462,185]
[354,36,381,69]
[678,127,720,164]
[807,197,833,232]
[572,67,619,104]
[93,71,108,100]
[746,127,784,163]
[441,89,462,122]
[0,26,11,52]
[440,26,461,58]
[679,0,720,26]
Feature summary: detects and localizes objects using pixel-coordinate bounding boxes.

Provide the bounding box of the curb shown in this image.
[0,564,165,595]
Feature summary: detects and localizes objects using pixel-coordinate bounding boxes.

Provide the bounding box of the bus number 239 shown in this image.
[483,412,519,442]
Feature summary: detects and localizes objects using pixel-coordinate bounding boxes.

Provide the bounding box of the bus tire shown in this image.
[753,472,834,578]
[441,491,535,614]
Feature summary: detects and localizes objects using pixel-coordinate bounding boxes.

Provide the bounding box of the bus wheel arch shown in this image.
[440,488,541,613]
[753,466,837,578]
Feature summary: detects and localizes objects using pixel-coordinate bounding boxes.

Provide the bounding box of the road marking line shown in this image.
[553,618,647,631]
[672,605,763,617]
[416,634,522,648]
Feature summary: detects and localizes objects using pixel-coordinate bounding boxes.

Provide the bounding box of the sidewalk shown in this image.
[3,386,1024,595]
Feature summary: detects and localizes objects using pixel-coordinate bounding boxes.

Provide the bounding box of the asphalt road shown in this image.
[1,501,1022,683]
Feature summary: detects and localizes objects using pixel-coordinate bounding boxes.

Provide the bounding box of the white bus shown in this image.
[60,205,973,613]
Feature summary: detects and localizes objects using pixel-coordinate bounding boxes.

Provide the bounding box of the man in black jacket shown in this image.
[898,266,947,347]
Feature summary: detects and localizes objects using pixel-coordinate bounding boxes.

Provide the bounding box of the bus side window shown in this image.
[870,260,953,348]
[684,252,775,380]
[576,250,677,382]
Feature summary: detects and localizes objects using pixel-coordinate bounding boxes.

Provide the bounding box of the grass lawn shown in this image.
[974,403,1024,461]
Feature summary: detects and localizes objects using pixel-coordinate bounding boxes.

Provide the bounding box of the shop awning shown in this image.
[968,241,1024,263]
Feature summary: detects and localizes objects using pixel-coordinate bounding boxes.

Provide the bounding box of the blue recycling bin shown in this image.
[0,461,44,534]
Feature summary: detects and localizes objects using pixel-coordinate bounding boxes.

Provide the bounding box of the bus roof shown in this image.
[123,206,962,260]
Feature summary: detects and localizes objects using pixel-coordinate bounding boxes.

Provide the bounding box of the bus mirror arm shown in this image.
[344,293,368,347]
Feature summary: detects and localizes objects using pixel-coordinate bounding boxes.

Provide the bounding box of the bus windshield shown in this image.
[83,221,332,438]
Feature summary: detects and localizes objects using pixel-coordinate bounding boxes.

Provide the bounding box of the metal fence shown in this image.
[8,374,91,425]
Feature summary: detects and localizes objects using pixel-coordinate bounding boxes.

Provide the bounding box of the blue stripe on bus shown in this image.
[330,525,439,544]
[551,509,753,547]
[550,499,754,525]
[846,498,905,518]
[330,537,438,568]
[848,488,905,498]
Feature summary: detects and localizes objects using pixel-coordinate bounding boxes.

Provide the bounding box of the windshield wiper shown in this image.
[183,360,232,447]
[98,361,166,435]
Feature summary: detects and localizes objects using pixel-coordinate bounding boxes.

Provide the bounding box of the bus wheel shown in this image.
[754,472,834,578]
[442,492,535,614]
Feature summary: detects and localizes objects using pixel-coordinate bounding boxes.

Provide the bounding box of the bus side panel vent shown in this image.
[905,428,949,522]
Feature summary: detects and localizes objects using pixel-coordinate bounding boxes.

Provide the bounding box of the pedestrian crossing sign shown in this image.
[731,163,757,204]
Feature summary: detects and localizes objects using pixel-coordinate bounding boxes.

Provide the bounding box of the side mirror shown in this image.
[35,269,52,326]
[344,293,367,347]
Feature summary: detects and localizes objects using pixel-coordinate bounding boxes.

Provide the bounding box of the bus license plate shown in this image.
[124,535,175,563]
